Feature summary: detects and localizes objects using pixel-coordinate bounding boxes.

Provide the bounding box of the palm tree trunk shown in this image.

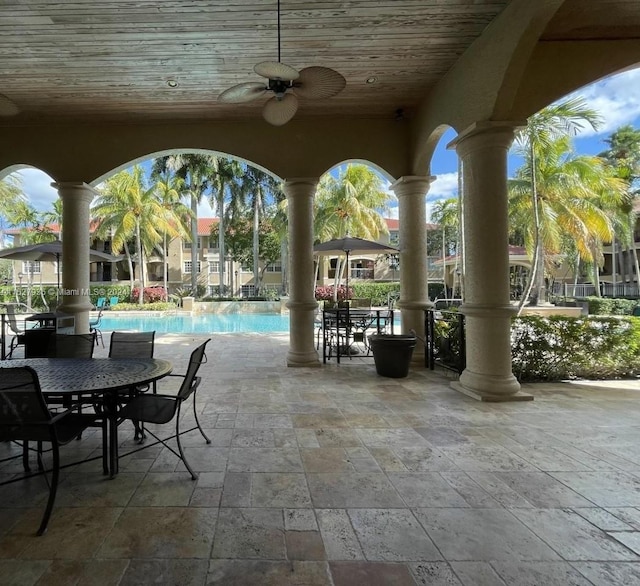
[517,144,542,315]
[281,238,289,296]
[136,223,144,305]
[631,216,640,295]
[441,228,447,300]
[163,232,168,300]
[253,191,260,296]
[218,193,225,297]
[191,192,198,294]
[125,246,134,298]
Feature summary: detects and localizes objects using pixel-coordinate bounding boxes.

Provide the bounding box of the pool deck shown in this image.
[1,332,640,584]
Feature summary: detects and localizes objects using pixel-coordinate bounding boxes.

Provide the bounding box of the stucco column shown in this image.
[53,182,96,334]
[451,123,531,401]
[390,175,434,365]
[284,178,320,367]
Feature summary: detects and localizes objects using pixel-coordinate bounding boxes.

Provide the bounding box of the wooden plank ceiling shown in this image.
[0,0,637,124]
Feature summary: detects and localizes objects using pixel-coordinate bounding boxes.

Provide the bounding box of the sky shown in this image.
[12,67,640,224]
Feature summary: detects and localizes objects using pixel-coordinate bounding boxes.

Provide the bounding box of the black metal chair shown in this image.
[0,366,103,535]
[108,330,155,361]
[89,308,104,347]
[117,339,212,479]
[108,331,156,440]
[46,333,96,359]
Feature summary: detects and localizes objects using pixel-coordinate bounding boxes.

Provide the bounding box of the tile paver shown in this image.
[2,331,640,584]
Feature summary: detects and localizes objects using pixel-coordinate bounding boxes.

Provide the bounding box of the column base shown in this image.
[451,369,533,402]
[286,349,321,367]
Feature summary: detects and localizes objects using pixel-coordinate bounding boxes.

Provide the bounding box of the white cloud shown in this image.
[15,168,58,211]
[567,68,640,137]
[428,172,458,200]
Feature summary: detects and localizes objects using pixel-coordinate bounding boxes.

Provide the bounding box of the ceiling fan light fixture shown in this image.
[366,76,378,84]
[166,79,179,88]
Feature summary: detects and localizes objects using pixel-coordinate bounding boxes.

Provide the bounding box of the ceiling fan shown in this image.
[218,0,346,126]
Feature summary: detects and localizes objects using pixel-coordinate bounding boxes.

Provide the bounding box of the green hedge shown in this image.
[511,315,640,381]
[348,282,445,306]
[107,302,177,311]
[582,296,640,316]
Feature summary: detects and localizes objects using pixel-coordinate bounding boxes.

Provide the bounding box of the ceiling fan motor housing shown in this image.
[268,78,292,99]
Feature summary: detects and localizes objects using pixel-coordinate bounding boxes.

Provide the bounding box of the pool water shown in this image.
[99,313,290,334]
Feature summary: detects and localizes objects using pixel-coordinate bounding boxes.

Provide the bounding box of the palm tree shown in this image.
[153,173,191,296]
[0,175,26,248]
[599,125,640,291]
[234,166,283,295]
[314,164,391,295]
[93,166,181,304]
[208,158,243,296]
[509,135,627,309]
[41,198,63,239]
[152,154,217,294]
[511,97,604,308]
[430,198,461,298]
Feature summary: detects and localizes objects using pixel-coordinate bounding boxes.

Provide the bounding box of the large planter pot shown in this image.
[368,334,416,378]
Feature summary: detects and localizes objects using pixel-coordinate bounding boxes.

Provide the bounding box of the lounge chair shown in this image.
[109,296,119,308]
[94,297,107,309]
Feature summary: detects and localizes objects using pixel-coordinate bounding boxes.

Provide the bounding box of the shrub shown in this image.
[583,296,639,316]
[130,286,168,303]
[511,315,640,381]
[110,301,177,311]
[315,285,352,301]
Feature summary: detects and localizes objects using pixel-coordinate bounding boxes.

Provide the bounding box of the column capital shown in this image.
[52,182,98,202]
[448,121,525,156]
[390,175,435,198]
[283,178,319,197]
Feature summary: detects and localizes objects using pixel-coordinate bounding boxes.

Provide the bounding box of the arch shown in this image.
[89,148,283,188]
[0,118,412,187]
[321,159,396,185]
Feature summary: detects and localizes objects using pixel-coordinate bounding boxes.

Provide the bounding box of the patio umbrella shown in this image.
[313,236,399,298]
[0,240,122,291]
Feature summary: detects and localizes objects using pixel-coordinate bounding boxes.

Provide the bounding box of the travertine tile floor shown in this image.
[2,332,640,585]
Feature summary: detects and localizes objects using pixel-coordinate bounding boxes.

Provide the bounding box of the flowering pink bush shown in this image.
[131,286,167,303]
[315,285,352,301]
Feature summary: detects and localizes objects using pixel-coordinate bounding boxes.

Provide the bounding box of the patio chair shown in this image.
[117,339,212,479]
[89,308,104,347]
[5,303,31,359]
[109,331,156,440]
[0,366,103,535]
[46,333,96,359]
[109,296,119,308]
[94,297,107,310]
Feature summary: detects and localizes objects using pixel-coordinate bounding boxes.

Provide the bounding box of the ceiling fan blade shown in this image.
[262,93,298,126]
[254,61,299,82]
[0,94,19,116]
[218,82,267,103]
[294,67,346,99]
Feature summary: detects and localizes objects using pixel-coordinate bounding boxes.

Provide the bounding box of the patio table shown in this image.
[0,357,172,476]
[322,308,394,363]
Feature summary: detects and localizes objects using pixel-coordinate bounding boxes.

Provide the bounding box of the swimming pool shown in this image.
[99,313,290,334]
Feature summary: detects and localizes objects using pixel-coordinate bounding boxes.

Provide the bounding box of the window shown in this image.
[240,265,251,273]
[209,261,220,273]
[183,261,201,273]
[265,263,282,273]
[184,237,202,250]
[22,261,41,275]
[389,231,399,246]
